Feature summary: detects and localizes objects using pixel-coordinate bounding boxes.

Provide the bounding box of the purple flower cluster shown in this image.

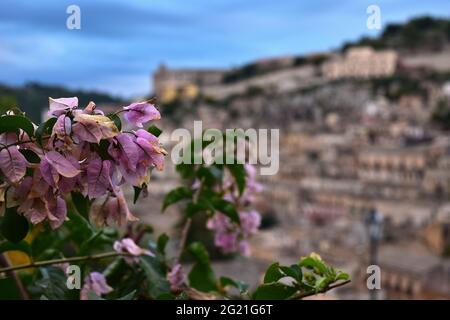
[0,97,164,229]
[80,272,113,300]
[207,164,262,256]
[167,264,186,291]
[113,237,154,264]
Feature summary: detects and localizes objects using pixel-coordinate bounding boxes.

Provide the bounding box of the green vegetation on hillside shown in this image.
[343,16,450,52]
[0,82,125,122]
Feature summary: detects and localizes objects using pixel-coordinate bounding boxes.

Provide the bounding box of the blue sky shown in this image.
[0,0,448,97]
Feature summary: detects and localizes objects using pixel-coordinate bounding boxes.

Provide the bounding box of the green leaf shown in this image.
[157,233,169,254]
[0,115,35,137]
[103,258,128,285]
[79,229,104,254]
[147,125,162,137]
[219,276,249,293]
[107,113,122,131]
[0,240,31,255]
[140,256,171,298]
[253,283,297,300]
[71,192,90,219]
[316,277,332,292]
[97,139,114,160]
[162,186,193,211]
[175,163,196,179]
[263,262,284,284]
[19,149,41,163]
[156,293,175,300]
[226,164,246,195]
[197,166,223,187]
[185,199,214,217]
[280,264,303,282]
[35,117,57,146]
[0,207,29,243]
[211,198,240,224]
[87,291,105,300]
[117,290,136,300]
[66,209,94,241]
[335,272,350,281]
[188,242,216,292]
[299,254,328,277]
[133,186,143,204]
[36,267,75,300]
[188,241,211,265]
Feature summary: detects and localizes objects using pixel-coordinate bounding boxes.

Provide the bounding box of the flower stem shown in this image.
[0,251,135,274]
[288,280,351,300]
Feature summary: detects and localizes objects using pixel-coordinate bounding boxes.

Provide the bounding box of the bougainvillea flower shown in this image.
[207,210,261,256]
[52,114,72,139]
[167,264,186,291]
[18,187,67,230]
[80,272,113,300]
[87,157,113,199]
[108,133,139,171]
[239,210,261,236]
[90,190,138,227]
[113,238,153,263]
[40,151,80,186]
[72,113,119,143]
[123,101,161,127]
[48,97,78,117]
[0,145,27,184]
[135,129,165,171]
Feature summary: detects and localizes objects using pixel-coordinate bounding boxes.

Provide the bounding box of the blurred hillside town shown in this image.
[2,16,450,299]
[146,16,450,300]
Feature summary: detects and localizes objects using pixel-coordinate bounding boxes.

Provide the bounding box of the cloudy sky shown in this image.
[0,0,448,97]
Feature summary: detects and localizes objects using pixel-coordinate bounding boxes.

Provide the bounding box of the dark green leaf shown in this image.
[0,115,35,138]
[71,192,90,219]
[1,207,29,243]
[117,290,136,300]
[189,263,217,293]
[162,186,193,211]
[156,293,175,300]
[280,264,302,282]
[197,166,223,187]
[175,163,196,179]
[253,283,297,300]
[157,233,169,254]
[263,262,284,284]
[87,291,104,300]
[0,240,31,255]
[219,276,249,293]
[188,242,216,292]
[140,256,171,298]
[66,209,94,241]
[185,199,214,217]
[211,198,240,224]
[36,267,75,300]
[147,125,162,137]
[35,117,57,146]
[133,186,143,204]
[226,164,246,195]
[19,149,41,163]
[107,113,122,131]
[97,139,114,160]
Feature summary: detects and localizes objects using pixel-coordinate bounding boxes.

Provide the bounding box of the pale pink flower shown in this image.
[167,264,186,291]
[123,101,160,128]
[80,272,113,300]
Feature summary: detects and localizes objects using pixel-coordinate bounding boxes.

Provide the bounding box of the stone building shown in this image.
[322,46,398,79]
[153,64,224,102]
